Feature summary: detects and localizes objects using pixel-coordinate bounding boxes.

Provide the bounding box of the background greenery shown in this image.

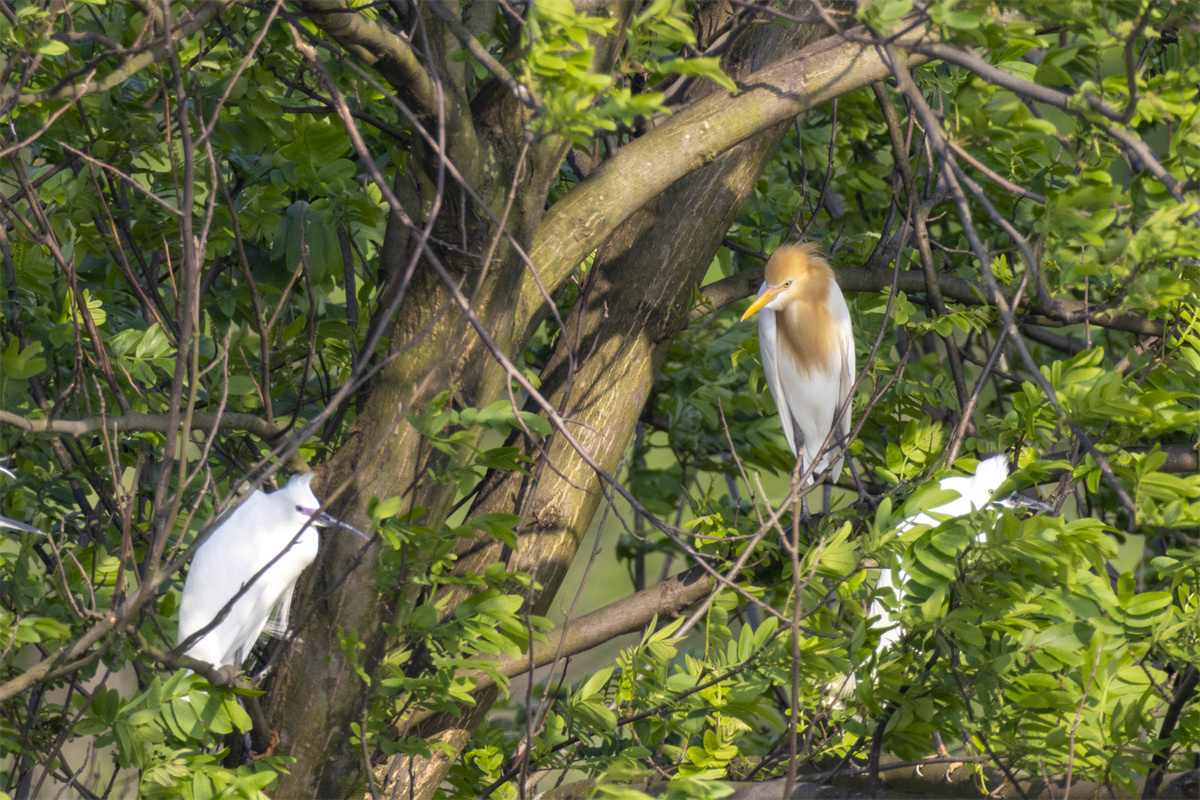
[0,0,1198,798]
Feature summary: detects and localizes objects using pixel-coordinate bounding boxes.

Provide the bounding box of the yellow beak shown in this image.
[740,287,783,321]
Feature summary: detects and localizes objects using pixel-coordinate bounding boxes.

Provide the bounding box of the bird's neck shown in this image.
[777,289,838,374]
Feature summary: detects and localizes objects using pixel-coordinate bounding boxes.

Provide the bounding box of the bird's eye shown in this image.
[295,505,304,513]
[783,280,792,288]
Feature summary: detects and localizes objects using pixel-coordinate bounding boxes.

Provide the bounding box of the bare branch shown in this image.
[697,262,1165,337]
[456,566,710,704]
[0,409,284,441]
[5,0,235,106]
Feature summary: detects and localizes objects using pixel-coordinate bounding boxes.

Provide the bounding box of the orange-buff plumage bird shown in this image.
[741,243,855,482]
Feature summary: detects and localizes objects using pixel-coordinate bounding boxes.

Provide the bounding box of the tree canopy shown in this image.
[0,1,1199,798]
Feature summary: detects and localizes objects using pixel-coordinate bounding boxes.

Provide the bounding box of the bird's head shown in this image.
[283,473,327,524]
[741,242,832,320]
[281,473,370,539]
[974,455,1055,513]
[970,455,1011,499]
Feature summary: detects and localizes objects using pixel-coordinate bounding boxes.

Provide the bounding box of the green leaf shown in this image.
[579,666,613,699]
[0,338,47,380]
[35,38,69,56]
[373,495,403,520]
[1125,591,1171,617]
[463,513,521,548]
[659,57,736,92]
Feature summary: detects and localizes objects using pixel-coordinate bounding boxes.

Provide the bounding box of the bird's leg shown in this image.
[251,730,281,761]
[797,473,813,524]
[846,458,875,508]
[930,731,963,781]
[244,695,273,754]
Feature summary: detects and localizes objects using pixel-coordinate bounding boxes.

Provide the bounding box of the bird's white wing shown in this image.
[179,492,277,666]
[829,281,855,479]
[232,602,273,666]
[757,298,799,457]
[179,525,261,666]
[831,283,855,433]
[262,582,296,638]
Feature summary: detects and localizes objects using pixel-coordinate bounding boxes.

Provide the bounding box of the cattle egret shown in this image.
[178,473,368,670]
[741,243,855,482]
[872,455,1052,651]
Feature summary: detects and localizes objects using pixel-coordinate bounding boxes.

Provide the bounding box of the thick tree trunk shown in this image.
[266,138,567,800]
[374,11,831,797]
[266,4,630,794]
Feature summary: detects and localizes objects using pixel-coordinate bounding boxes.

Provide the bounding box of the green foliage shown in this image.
[2,0,1200,797]
[520,0,735,146]
[84,673,285,799]
[610,0,1200,793]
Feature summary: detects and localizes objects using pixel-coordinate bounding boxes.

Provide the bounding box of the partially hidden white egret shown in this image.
[741,243,855,482]
[872,455,1053,651]
[856,455,1053,773]
[178,472,368,670]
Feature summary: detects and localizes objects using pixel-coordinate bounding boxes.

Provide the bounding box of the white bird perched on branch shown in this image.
[178,473,368,671]
[872,455,1053,652]
[741,243,855,483]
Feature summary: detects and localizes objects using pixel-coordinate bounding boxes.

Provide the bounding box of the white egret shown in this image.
[872,455,1052,651]
[178,472,368,670]
[741,243,855,482]
[859,455,1052,774]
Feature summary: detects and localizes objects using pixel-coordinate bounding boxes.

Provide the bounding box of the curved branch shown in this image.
[521,20,933,332]
[1144,666,1200,799]
[295,1,435,107]
[909,41,1197,214]
[0,409,283,441]
[698,264,1165,337]
[291,0,491,203]
[393,566,715,733]
[464,566,710,695]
